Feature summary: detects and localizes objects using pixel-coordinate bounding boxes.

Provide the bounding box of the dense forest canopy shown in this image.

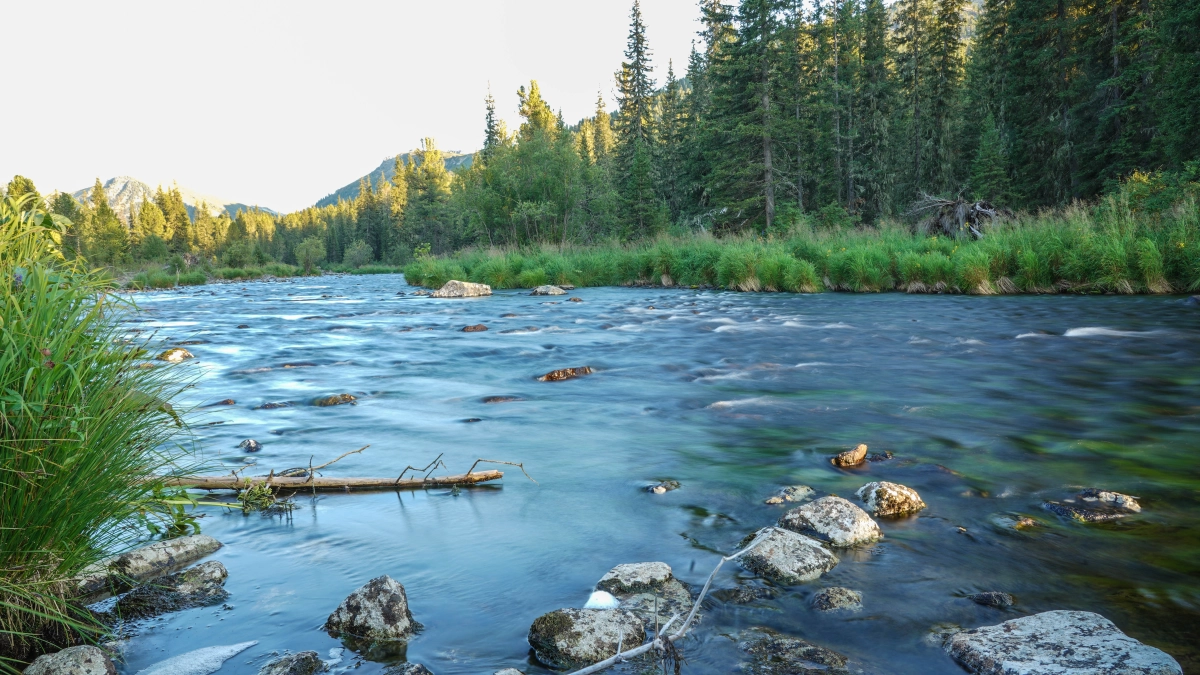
[5,0,1197,268]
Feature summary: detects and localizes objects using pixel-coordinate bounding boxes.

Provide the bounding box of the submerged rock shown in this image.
[738,627,850,675]
[482,395,523,404]
[855,481,927,517]
[312,393,356,407]
[764,485,815,505]
[530,285,567,296]
[431,280,492,298]
[969,591,1014,608]
[76,534,222,599]
[712,585,778,604]
[737,527,839,585]
[944,610,1182,675]
[569,297,583,302]
[239,439,262,453]
[134,641,258,675]
[537,366,593,382]
[831,444,868,467]
[385,665,433,675]
[1043,501,1128,522]
[256,401,292,410]
[527,608,645,669]
[493,669,525,675]
[157,348,194,363]
[647,480,681,494]
[596,562,691,625]
[24,646,116,675]
[779,496,883,547]
[110,561,229,620]
[1078,488,1141,512]
[812,587,863,611]
[325,575,420,641]
[258,651,324,675]
[462,324,488,332]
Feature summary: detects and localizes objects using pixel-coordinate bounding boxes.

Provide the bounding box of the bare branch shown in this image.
[467,458,538,484]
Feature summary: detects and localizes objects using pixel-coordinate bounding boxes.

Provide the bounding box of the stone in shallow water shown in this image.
[527,608,645,669]
[384,665,433,675]
[431,280,491,298]
[811,587,862,611]
[779,496,882,547]
[764,485,815,505]
[530,285,567,295]
[312,393,356,407]
[596,562,691,625]
[945,610,1182,675]
[110,560,229,620]
[1077,488,1141,512]
[23,646,116,675]
[258,651,324,675]
[493,669,525,675]
[325,575,420,641]
[537,366,593,382]
[135,641,258,675]
[738,627,850,675]
[831,443,868,467]
[969,591,1014,608]
[737,527,838,585]
[647,480,680,494]
[1043,501,1128,522]
[239,439,262,452]
[157,348,194,363]
[75,534,222,599]
[855,481,927,517]
[462,324,488,332]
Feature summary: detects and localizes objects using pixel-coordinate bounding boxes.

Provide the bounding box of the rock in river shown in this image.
[325,575,421,641]
[737,527,839,585]
[764,485,815,505]
[596,562,692,625]
[462,324,488,332]
[831,443,868,467]
[537,366,593,382]
[969,591,1014,608]
[738,627,851,675]
[239,439,262,453]
[647,480,680,494]
[1078,488,1140,512]
[855,481,927,517]
[156,348,194,363]
[258,651,324,675]
[530,285,567,296]
[1043,501,1128,522]
[23,646,116,675]
[527,608,645,669]
[312,393,356,407]
[384,665,434,675]
[779,496,883,547]
[75,534,222,599]
[493,670,525,675]
[110,561,229,620]
[812,587,862,611]
[944,610,1182,675]
[431,280,492,298]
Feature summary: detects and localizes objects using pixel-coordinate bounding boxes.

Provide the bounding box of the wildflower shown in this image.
[44,360,55,369]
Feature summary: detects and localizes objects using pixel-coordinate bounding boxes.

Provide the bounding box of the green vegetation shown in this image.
[0,195,195,670]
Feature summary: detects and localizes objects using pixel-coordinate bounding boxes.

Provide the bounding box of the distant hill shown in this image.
[70,176,276,222]
[315,151,475,208]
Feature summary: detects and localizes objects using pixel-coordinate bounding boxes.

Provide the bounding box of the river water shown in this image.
[115,275,1200,674]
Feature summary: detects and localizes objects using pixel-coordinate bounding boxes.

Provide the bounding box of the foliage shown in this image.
[294,236,326,274]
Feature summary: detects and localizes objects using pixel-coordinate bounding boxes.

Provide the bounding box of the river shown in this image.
[114,275,1200,674]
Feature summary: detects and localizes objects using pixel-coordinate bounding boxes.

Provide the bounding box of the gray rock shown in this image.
[855,481,927,517]
[969,591,1014,608]
[311,393,356,407]
[596,562,691,626]
[431,280,491,298]
[737,527,839,585]
[24,646,116,675]
[385,665,433,675]
[831,443,868,467]
[75,534,222,600]
[738,627,850,675]
[527,608,645,669]
[712,585,778,604]
[647,480,680,494]
[239,439,263,452]
[110,561,229,620]
[530,285,567,295]
[1078,488,1140,512]
[779,496,883,547]
[493,670,525,675]
[1043,501,1128,522]
[324,575,420,641]
[945,610,1182,675]
[157,348,194,363]
[812,587,862,611]
[258,651,324,675]
[925,623,964,648]
[135,641,258,675]
[764,485,814,505]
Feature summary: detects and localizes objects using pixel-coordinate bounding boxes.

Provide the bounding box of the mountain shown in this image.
[70,176,276,222]
[314,151,474,208]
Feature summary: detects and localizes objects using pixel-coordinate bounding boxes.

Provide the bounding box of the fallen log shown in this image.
[159,469,504,492]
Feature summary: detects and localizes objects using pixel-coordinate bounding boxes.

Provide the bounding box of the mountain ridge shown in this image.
[71,176,277,222]
[314,151,474,208]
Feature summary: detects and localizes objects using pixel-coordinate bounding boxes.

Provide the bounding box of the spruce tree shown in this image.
[482,88,501,163]
[969,113,1012,203]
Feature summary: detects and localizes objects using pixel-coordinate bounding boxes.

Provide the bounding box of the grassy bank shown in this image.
[123,262,403,290]
[404,197,1200,295]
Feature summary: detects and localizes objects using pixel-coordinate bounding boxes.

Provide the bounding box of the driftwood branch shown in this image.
[567,528,778,675]
[310,445,369,472]
[397,452,448,481]
[161,471,504,492]
[467,458,538,484]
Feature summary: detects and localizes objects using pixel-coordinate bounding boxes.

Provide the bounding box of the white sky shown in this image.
[6,0,700,211]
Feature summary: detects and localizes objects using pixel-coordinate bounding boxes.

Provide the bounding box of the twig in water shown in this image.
[566,528,778,675]
[396,453,447,483]
[466,458,538,484]
[310,445,369,472]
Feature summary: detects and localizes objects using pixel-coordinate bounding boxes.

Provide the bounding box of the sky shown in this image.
[6,0,701,212]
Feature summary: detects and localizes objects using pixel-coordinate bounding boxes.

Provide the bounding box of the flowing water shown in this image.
[114,276,1200,674]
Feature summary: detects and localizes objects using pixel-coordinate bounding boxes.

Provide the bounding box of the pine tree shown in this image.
[592,92,616,162]
[615,1,656,147]
[482,88,501,163]
[656,61,688,220]
[928,0,967,194]
[970,113,1012,202]
[894,0,936,197]
[517,81,557,139]
[4,176,42,210]
[857,0,895,218]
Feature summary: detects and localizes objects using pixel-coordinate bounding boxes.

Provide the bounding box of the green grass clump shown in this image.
[218,267,263,281]
[349,264,402,275]
[177,270,207,285]
[1,195,194,670]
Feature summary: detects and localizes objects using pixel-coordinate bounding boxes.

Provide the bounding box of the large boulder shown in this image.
[258,651,324,675]
[855,481,927,517]
[738,627,851,675]
[75,534,222,599]
[109,560,229,620]
[530,285,567,296]
[596,562,691,626]
[23,646,116,675]
[431,280,492,298]
[325,575,420,641]
[779,496,882,547]
[737,527,839,585]
[945,610,1182,675]
[527,608,645,669]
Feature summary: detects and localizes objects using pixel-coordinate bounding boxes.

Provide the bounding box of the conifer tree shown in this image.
[970,113,1012,203]
[482,88,501,162]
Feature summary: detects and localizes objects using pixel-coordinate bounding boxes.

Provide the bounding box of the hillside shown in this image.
[71,176,276,222]
[315,151,474,208]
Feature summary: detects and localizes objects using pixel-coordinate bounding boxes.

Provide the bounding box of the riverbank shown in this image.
[403,199,1200,296]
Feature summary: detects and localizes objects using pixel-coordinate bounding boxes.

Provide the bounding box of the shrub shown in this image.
[221,241,253,269]
[343,240,374,268]
[294,237,326,275]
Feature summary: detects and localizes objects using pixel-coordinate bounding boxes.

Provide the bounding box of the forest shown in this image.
[3,0,1198,286]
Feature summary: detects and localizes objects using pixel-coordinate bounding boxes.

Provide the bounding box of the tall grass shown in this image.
[0,196,193,670]
[403,192,1200,296]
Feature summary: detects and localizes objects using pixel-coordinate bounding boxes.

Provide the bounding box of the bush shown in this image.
[294,236,326,275]
[221,241,253,269]
[137,235,168,261]
[344,240,374,268]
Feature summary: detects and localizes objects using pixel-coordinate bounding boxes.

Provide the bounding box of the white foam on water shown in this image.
[707,396,777,409]
[822,322,854,329]
[1063,327,1156,338]
[793,362,835,368]
[908,336,933,344]
[1015,332,1053,339]
[136,640,258,675]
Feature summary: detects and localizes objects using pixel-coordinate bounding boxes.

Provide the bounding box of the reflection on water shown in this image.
[116,277,1200,674]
